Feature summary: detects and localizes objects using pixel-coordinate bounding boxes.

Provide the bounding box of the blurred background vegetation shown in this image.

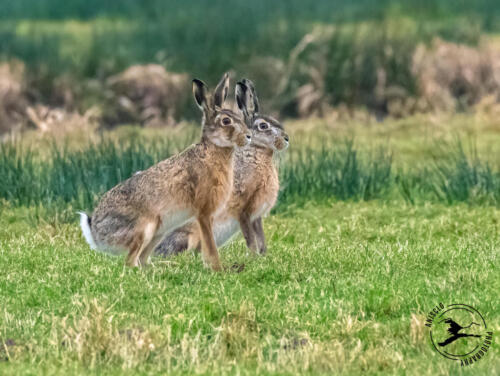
[1,0,500,132]
[1,0,500,218]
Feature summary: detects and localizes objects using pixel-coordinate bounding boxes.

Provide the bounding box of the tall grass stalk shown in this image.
[0,137,498,223]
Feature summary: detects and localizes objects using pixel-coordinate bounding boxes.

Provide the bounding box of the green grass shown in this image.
[0,202,498,375]
[1,118,499,224]
[0,115,499,374]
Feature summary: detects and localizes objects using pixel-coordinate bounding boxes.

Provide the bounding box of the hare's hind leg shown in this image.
[197,216,222,271]
[126,222,158,267]
[252,217,267,255]
[239,213,258,254]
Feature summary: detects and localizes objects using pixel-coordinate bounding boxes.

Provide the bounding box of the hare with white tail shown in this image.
[155,79,289,257]
[79,73,251,270]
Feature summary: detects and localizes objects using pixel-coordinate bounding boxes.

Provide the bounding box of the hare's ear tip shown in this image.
[242,78,255,88]
[236,80,247,89]
[192,78,203,85]
[222,72,231,83]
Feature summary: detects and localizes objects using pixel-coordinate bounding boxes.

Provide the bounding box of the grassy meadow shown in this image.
[1,1,500,374]
[0,115,499,375]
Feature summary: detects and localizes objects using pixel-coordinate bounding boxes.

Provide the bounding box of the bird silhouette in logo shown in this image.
[438,318,481,347]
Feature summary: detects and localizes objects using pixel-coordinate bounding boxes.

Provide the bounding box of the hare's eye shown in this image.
[222,117,232,126]
[258,122,269,130]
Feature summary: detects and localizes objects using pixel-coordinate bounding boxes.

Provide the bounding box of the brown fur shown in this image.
[86,73,251,270]
[155,79,289,256]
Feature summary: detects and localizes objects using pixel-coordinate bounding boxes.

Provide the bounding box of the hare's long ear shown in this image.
[213,72,230,109]
[241,78,260,115]
[236,81,250,123]
[192,79,209,113]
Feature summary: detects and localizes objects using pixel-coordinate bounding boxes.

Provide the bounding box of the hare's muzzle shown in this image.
[274,132,289,151]
[236,128,252,147]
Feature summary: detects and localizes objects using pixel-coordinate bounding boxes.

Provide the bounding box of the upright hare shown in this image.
[155,79,289,256]
[79,73,251,270]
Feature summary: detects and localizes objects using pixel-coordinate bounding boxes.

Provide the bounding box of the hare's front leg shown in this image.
[252,217,267,255]
[239,213,258,254]
[197,216,222,271]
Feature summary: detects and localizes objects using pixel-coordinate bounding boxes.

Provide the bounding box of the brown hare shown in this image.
[155,79,289,256]
[79,73,251,270]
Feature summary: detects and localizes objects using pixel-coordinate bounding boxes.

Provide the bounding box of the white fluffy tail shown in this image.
[78,212,97,250]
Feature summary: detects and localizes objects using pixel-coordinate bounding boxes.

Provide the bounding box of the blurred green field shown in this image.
[3,0,497,79]
[1,0,500,117]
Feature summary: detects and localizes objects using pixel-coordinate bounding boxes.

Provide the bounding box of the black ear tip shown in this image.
[236,81,248,92]
[242,78,254,87]
[192,78,205,86]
